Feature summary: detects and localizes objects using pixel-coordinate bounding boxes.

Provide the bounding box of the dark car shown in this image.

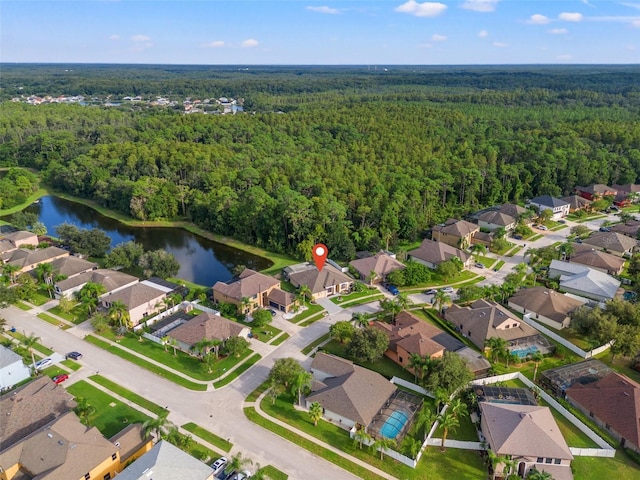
[512,234,523,240]
[53,374,69,384]
[267,308,277,316]
[599,226,611,232]
[387,285,400,295]
[558,220,566,224]
[66,351,83,360]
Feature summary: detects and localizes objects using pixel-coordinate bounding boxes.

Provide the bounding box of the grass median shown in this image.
[301,332,331,355]
[181,422,233,453]
[89,375,168,416]
[213,353,261,389]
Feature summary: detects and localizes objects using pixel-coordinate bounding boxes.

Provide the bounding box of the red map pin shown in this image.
[312,244,328,271]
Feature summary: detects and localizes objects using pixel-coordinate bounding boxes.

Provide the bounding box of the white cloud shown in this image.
[528,14,550,24]
[306,6,340,14]
[394,1,447,17]
[461,0,499,13]
[556,54,573,60]
[478,29,488,37]
[558,12,583,22]
[549,28,568,34]
[132,34,151,42]
[201,40,225,48]
[419,42,434,48]
[241,38,259,48]
[493,41,508,47]
[633,19,640,27]
[620,2,640,10]
[109,34,120,41]
[432,33,447,41]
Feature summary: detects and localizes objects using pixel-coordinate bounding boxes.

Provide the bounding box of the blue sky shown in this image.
[2,1,639,64]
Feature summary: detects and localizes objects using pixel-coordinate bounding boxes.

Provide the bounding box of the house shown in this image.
[569,245,626,276]
[444,299,543,351]
[1,246,69,274]
[575,184,617,201]
[477,211,516,232]
[479,402,573,480]
[498,203,529,220]
[581,231,638,257]
[306,352,396,430]
[54,268,139,299]
[561,195,592,213]
[548,260,621,302]
[612,184,640,203]
[0,345,31,390]
[213,268,294,314]
[116,440,215,480]
[566,372,640,453]
[528,196,570,219]
[101,283,167,327]
[166,312,249,353]
[285,263,354,301]
[610,219,640,239]
[46,256,98,283]
[407,239,471,270]
[540,359,612,397]
[455,347,492,377]
[432,218,479,249]
[0,230,39,254]
[349,251,405,284]
[508,287,586,330]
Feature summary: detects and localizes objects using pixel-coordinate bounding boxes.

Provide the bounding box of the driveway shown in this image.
[315,297,343,315]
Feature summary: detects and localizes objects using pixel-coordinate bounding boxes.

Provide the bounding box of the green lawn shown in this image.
[252,324,282,343]
[258,465,288,480]
[339,294,385,308]
[66,380,152,438]
[6,330,54,356]
[213,353,261,389]
[474,255,495,268]
[506,246,523,257]
[493,260,506,270]
[538,398,599,448]
[331,288,380,305]
[48,304,88,324]
[89,375,168,416]
[270,332,290,346]
[401,270,478,291]
[288,303,324,324]
[301,332,331,355]
[30,289,52,306]
[545,325,594,351]
[62,359,82,371]
[181,422,233,452]
[15,301,32,311]
[446,413,479,442]
[572,451,640,480]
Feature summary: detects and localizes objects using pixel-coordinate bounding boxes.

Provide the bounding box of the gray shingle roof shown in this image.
[168,312,246,346]
[570,245,626,273]
[582,231,638,254]
[508,287,585,324]
[561,195,592,210]
[288,264,353,295]
[212,268,279,300]
[477,211,515,226]
[0,345,23,369]
[530,195,570,208]
[48,256,97,278]
[1,246,68,269]
[349,251,405,279]
[55,268,138,294]
[103,283,166,309]
[549,260,621,300]
[408,239,470,266]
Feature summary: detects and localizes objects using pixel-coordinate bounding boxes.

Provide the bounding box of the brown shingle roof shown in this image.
[288,264,353,295]
[168,312,245,346]
[56,268,138,294]
[612,184,640,195]
[477,211,515,227]
[48,255,97,278]
[561,195,592,210]
[508,287,585,325]
[570,245,626,273]
[432,218,478,238]
[349,251,405,280]
[498,203,528,218]
[1,246,68,269]
[567,372,640,449]
[575,184,617,195]
[480,403,573,460]
[610,220,640,239]
[582,231,638,254]
[408,239,470,266]
[103,283,165,309]
[212,268,279,300]
[308,353,396,426]
[267,288,295,307]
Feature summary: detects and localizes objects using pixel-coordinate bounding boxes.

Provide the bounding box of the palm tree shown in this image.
[74,397,96,425]
[561,242,574,261]
[485,337,508,365]
[527,467,554,480]
[291,371,312,406]
[143,413,171,441]
[402,436,421,459]
[368,269,379,285]
[371,436,396,460]
[351,312,370,329]
[168,337,179,356]
[530,350,544,381]
[298,284,312,306]
[433,290,450,315]
[2,263,20,284]
[0,316,7,331]
[414,405,437,442]
[437,410,459,452]
[203,352,216,373]
[240,296,252,315]
[77,281,106,315]
[35,262,55,297]
[447,398,468,420]
[108,300,130,329]
[407,353,423,383]
[22,333,40,371]
[225,452,253,475]
[308,401,323,426]
[396,292,409,310]
[471,243,486,262]
[353,428,371,449]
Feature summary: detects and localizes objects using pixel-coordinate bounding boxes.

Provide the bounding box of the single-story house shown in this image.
[569,245,626,276]
[46,255,98,283]
[116,440,215,480]
[582,231,638,257]
[166,312,249,353]
[0,230,39,254]
[548,260,621,302]
[567,372,640,453]
[101,283,167,327]
[444,299,543,351]
[561,195,593,213]
[306,352,396,431]
[480,402,573,480]
[0,345,31,390]
[508,287,586,330]
[349,251,405,284]
[54,268,139,299]
[213,268,295,314]
[610,220,640,239]
[1,246,69,274]
[286,263,354,301]
[528,196,570,219]
[407,239,471,270]
[432,218,479,249]
[575,184,617,201]
[477,211,516,232]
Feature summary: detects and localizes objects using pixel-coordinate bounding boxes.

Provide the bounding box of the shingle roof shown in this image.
[2,230,38,243]
[550,260,621,300]
[570,245,626,273]
[582,231,638,253]
[48,256,97,278]
[267,287,295,307]
[575,184,617,195]
[212,268,279,300]
[55,268,138,294]
[408,239,470,266]
[477,211,516,227]
[612,184,640,195]
[610,220,640,238]
[561,195,593,210]
[498,203,528,218]
[0,345,23,369]
[480,403,573,460]
[168,312,245,346]
[308,353,396,426]
[530,195,570,208]
[432,218,478,237]
[109,424,148,463]
[0,376,76,451]
[508,287,585,325]
[567,372,640,449]
[103,283,166,309]
[349,251,405,279]
[444,299,539,349]
[1,246,68,269]
[288,264,353,295]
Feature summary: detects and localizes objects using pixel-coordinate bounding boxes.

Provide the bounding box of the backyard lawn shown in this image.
[572,452,640,480]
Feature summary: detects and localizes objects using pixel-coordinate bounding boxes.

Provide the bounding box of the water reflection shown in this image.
[8,196,271,286]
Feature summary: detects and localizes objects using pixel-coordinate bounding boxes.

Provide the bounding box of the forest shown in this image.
[1,64,640,261]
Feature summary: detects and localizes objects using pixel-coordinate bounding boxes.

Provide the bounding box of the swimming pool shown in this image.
[380,409,409,439]
[511,345,539,358]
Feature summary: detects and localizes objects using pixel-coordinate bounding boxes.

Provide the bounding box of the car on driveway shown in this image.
[512,234,523,240]
[386,285,400,295]
[558,219,566,224]
[53,374,69,384]
[424,289,437,295]
[267,308,277,316]
[474,263,484,268]
[440,287,454,293]
[537,225,548,230]
[211,457,227,475]
[66,351,83,360]
[35,358,53,370]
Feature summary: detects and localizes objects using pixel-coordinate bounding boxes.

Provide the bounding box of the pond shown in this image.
[5,195,271,286]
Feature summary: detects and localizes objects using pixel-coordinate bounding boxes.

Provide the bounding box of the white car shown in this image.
[537,225,548,230]
[211,457,227,475]
[35,358,53,370]
[440,287,454,293]
[234,471,252,480]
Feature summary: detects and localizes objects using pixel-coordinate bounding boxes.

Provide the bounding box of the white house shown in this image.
[529,195,570,219]
[0,345,31,390]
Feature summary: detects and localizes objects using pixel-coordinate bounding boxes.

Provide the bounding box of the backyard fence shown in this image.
[390,377,433,398]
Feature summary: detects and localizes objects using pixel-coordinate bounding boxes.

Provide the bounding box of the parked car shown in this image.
[599,226,611,232]
[267,308,277,317]
[52,374,69,384]
[66,351,83,360]
[537,225,548,231]
[234,471,252,480]
[424,289,437,295]
[512,234,523,240]
[440,287,454,293]
[386,285,400,295]
[558,219,566,224]
[474,263,484,268]
[35,358,53,370]
[610,205,620,211]
[574,238,583,243]
[211,457,228,475]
